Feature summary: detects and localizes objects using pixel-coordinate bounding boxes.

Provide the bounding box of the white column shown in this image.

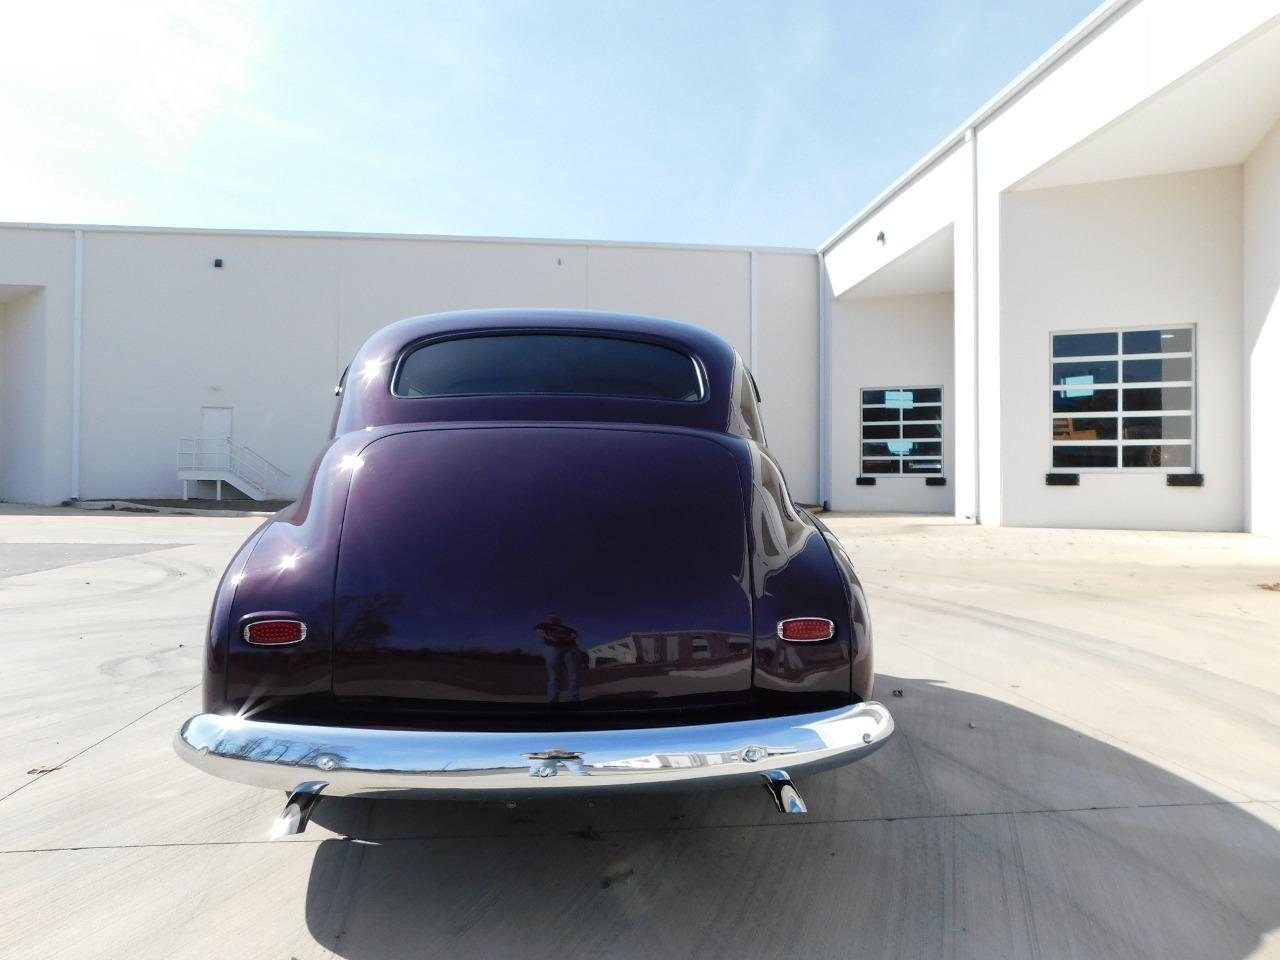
[1244,122,1280,535]
[817,255,833,509]
[70,229,83,501]
[974,134,1004,526]
[952,131,979,521]
[748,250,759,372]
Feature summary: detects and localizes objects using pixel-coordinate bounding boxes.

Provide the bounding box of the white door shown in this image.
[199,407,233,469]
[201,406,232,442]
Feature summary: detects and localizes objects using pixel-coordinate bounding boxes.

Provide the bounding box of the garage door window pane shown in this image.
[1053,389,1118,414]
[903,423,943,439]
[1123,387,1193,411]
[1053,446,1118,468]
[1053,360,1118,386]
[862,459,900,474]
[903,460,944,474]
[1053,332,1117,357]
[863,423,900,440]
[1053,417,1118,441]
[1123,416,1192,441]
[1123,328,1193,354]
[1122,445,1193,468]
[864,440,941,458]
[1123,357,1192,383]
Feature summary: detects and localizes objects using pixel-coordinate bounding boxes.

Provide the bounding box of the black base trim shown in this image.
[1045,473,1079,486]
[1167,473,1204,487]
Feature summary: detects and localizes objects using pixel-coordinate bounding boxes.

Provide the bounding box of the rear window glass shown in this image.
[393,334,703,401]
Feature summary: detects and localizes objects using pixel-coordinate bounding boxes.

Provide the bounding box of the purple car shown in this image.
[175,309,892,835]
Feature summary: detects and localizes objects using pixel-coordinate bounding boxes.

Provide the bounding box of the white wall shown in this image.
[978,1,1280,193]
[754,252,819,502]
[4,226,817,505]
[830,293,955,513]
[331,238,591,364]
[1243,117,1280,536]
[1,290,48,504]
[821,1,1280,529]
[80,231,343,502]
[1000,168,1244,531]
[824,144,968,299]
[581,245,752,354]
[0,228,75,505]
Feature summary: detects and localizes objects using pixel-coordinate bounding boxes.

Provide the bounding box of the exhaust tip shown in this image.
[270,780,328,839]
[762,769,808,815]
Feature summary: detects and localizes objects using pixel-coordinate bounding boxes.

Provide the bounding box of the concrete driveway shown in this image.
[1,506,1277,959]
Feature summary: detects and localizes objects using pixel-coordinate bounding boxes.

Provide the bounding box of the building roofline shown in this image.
[0,220,814,257]
[818,0,1137,254]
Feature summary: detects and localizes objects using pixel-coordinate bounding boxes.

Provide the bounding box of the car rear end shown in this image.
[176,312,891,829]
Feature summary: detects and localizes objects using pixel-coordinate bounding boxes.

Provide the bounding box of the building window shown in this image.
[1051,327,1194,471]
[860,387,943,475]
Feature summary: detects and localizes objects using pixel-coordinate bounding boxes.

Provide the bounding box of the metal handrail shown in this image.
[177,438,289,498]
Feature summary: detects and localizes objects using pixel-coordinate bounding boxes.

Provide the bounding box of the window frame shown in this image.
[859,385,944,478]
[1049,324,1196,474]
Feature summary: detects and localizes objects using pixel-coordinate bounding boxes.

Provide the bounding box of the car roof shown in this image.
[381,308,730,354]
[333,309,744,436]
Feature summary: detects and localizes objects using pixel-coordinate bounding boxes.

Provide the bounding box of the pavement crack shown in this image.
[0,683,198,806]
[2,796,1271,854]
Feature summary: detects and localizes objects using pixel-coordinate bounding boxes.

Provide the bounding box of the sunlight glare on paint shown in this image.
[360,357,387,384]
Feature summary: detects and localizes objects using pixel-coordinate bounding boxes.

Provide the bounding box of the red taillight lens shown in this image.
[244,620,306,645]
[777,618,834,642]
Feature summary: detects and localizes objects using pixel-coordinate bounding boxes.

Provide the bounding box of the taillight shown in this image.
[777,618,834,642]
[243,619,307,645]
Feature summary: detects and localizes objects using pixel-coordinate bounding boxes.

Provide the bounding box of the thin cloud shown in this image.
[1,0,262,159]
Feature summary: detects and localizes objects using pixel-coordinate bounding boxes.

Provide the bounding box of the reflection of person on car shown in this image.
[535,614,580,702]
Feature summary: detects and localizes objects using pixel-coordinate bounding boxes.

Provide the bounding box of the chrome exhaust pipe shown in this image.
[762,770,807,814]
[270,780,328,838]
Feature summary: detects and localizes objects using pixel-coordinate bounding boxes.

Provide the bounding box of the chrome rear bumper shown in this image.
[174,702,893,798]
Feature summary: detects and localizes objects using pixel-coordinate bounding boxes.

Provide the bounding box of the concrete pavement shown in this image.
[1,506,1277,959]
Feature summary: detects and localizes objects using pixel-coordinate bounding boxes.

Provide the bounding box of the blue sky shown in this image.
[0,1,1099,248]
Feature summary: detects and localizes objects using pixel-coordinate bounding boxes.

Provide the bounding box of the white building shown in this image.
[823,0,1280,536]
[0,232,819,506]
[2,0,1279,535]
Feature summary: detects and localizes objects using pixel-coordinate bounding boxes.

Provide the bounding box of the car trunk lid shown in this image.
[331,425,752,715]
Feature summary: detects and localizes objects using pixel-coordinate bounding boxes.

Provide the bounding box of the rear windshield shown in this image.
[393,334,703,401]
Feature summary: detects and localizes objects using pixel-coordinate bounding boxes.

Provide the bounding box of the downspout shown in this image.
[817,253,831,510]
[968,127,980,523]
[70,229,83,501]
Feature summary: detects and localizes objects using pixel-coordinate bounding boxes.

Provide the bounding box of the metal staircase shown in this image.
[176,439,289,501]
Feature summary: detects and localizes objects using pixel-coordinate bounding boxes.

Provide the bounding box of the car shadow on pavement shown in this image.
[303,675,1280,960]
